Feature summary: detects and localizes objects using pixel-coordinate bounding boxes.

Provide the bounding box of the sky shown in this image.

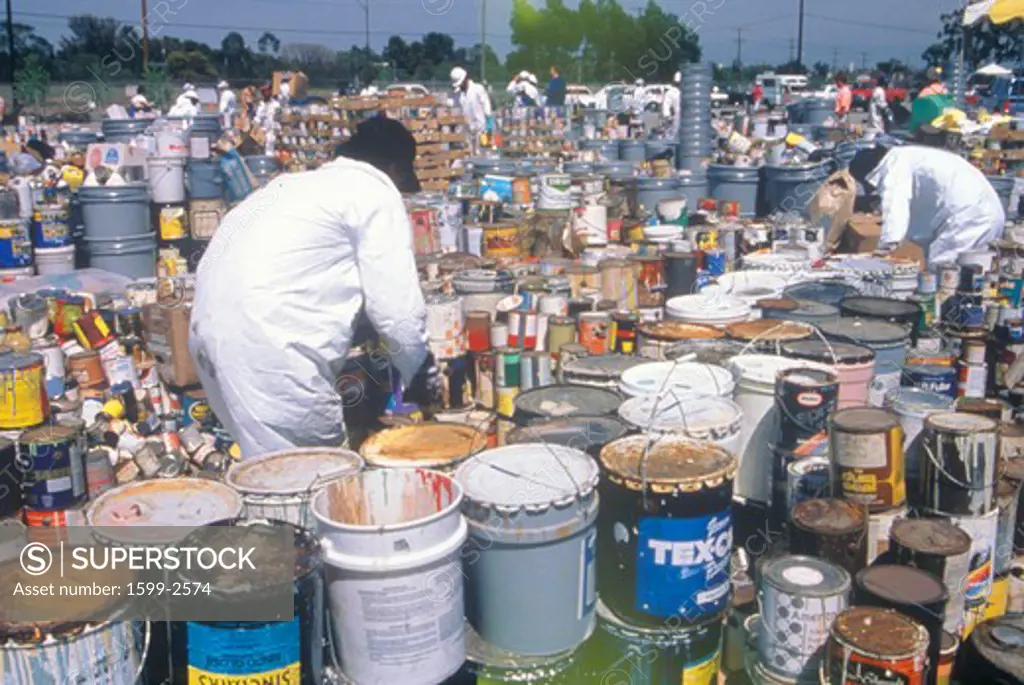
[24,0,965,71]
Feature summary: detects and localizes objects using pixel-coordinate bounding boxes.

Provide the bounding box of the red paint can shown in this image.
[824,607,928,685]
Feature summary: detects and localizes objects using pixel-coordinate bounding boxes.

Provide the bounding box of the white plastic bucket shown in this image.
[618,360,735,398]
[728,354,834,504]
[34,245,76,275]
[537,173,573,211]
[702,271,788,305]
[573,204,608,246]
[665,293,752,327]
[147,156,186,204]
[618,392,743,457]
[313,469,467,685]
[154,126,190,158]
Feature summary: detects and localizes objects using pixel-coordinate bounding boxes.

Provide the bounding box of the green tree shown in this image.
[166,50,218,81]
[812,61,830,79]
[922,8,1021,68]
[257,32,281,56]
[142,64,171,108]
[220,32,252,79]
[14,54,50,112]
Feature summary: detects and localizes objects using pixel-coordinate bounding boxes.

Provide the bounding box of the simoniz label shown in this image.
[187,617,301,685]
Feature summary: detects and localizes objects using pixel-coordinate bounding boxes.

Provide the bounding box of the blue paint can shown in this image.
[0,218,33,268]
[18,424,87,510]
[181,389,212,427]
[32,203,73,248]
[695,270,711,291]
[598,434,735,627]
[903,363,957,398]
[704,249,726,277]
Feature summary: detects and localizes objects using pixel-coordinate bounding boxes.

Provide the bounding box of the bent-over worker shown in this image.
[451,66,492,138]
[189,117,440,458]
[848,145,1005,269]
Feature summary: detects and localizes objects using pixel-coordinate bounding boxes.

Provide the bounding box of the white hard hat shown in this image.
[635,78,645,86]
[217,80,229,89]
[518,70,530,80]
[527,73,538,85]
[183,82,195,91]
[450,67,468,89]
[673,71,681,84]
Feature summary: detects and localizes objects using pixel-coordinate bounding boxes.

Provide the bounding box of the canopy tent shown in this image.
[963,0,1024,25]
[975,63,1014,76]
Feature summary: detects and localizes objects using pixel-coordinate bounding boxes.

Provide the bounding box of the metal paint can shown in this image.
[920,412,999,516]
[18,424,86,510]
[890,517,972,635]
[226,447,364,529]
[496,386,519,423]
[865,505,907,567]
[0,352,47,429]
[830,407,905,511]
[756,555,850,681]
[572,599,722,684]
[32,337,65,399]
[312,469,467,684]
[774,367,839,455]
[786,457,832,512]
[903,363,957,398]
[781,340,875,410]
[995,478,1020,577]
[514,384,621,425]
[629,254,666,308]
[957,360,987,398]
[949,509,999,609]
[597,434,735,627]
[890,388,956,499]
[824,607,929,685]
[361,423,486,473]
[609,311,639,355]
[636,321,724,361]
[957,613,1024,682]
[456,444,599,655]
[578,311,611,355]
[789,498,867,579]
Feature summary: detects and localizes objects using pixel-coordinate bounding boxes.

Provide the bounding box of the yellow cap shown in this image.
[102,399,125,419]
[785,132,806,147]
[229,443,242,460]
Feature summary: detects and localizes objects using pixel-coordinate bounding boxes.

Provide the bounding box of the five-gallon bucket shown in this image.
[153,125,190,158]
[187,160,224,200]
[619,140,646,163]
[678,171,709,210]
[631,177,683,217]
[78,183,150,239]
[100,117,151,143]
[645,139,678,161]
[760,161,832,218]
[456,444,600,656]
[987,174,1016,217]
[57,129,99,150]
[83,233,157,278]
[147,157,186,204]
[34,246,76,276]
[189,115,222,158]
[707,164,760,218]
[314,469,467,685]
[802,98,834,125]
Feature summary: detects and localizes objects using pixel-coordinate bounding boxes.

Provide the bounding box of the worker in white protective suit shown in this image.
[190,116,441,458]
[665,71,681,133]
[253,86,281,155]
[217,80,237,131]
[451,66,492,136]
[167,84,200,117]
[848,145,1005,269]
[506,71,540,107]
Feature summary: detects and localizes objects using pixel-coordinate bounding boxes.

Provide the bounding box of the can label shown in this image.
[0,363,47,428]
[635,513,732,619]
[906,367,957,398]
[159,206,187,241]
[186,616,300,685]
[682,651,720,685]
[957,362,986,399]
[833,427,905,511]
[952,510,997,607]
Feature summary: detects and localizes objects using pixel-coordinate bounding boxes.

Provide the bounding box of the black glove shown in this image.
[405,352,443,407]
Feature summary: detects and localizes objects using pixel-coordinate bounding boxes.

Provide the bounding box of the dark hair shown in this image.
[876,76,888,89]
[848,147,889,187]
[836,73,848,85]
[137,85,147,95]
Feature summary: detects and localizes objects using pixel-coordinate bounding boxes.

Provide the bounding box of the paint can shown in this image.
[865,505,907,567]
[312,469,467,685]
[578,311,610,355]
[537,173,574,211]
[0,435,21,518]
[756,555,850,681]
[995,477,1020,579]
[463,623,577,684]
[0,352,47,429]
[482,222,520,259]
[597,434,736,627]
[890,389,956,501]
[775,367,839,454]
[957,614,1024,684]
[818,318,910,406]
[935,632,959,685]
[18,424,86,510]
[496,347,522,388]
[513,384,621,425]
[559,354,645,390]
[32,337,65,399]
[830,407,905,511]
[617,392,743,455]
[785,457,832,514]
[67,349,107,391]
[636,321,723,361]
[168,520,322,685]
[0,560,145,684]
[505,416,629,459]
[920,412,999,517]
[456,444,599,655]
[225,447,363,530]
[629,254,665,308]
[729,355,833,505]
[361,423,487,472]
[949,509,999,610]
[725,319,815,354]
[854,564,949,684]
[903,363,958,399]
[546,315,577,356]
[84,446,116,498]
[618,360,735,399]
[789,498,867,579]
[609,311,640,355]
[572,598,722,684]
[824,607,929,685]
[890,518,972,635]
[600,259,639,310]
[779,340,874,410]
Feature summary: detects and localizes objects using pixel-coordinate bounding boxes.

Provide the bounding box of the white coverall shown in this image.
[189,158,429,458]
[167,94,198,118]
[455,81,492,133]
[218,89,238,130]
[506,79,540,107]
[868,146,1006,268]
[254,99,281,155]
[868,86,888,132]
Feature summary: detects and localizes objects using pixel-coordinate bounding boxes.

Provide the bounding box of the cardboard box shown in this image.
[839,213,882,254]
[85,143,148,171]
[142,303,198,388]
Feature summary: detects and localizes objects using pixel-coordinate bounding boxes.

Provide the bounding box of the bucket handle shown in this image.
[324,604,347,683]
[133,621,152,685]
[921,436,997,492]
[640,354,696,508]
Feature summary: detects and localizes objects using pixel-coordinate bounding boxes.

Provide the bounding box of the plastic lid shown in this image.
[781,340,875,365]
[832,407,900,433]
[87,478,243,531]
[228,449,364,492]
[619,361,735,398]
[818,317,910,344]
[665,294,752,320]
[455,444,599,509]
[725,319,814,342]
[617,393,742,438]
[599,434,736,491]
[761,555,851,596]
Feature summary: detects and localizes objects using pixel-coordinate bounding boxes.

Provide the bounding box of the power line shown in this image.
[804,13,937,36]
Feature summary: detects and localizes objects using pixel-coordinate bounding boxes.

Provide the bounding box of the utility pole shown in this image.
[788,38,795,65]
[735,28,743,70]
[480,0,486,83]
[796,0,805,69]
[5,0,14,94]
[831,47,839,74]
[354,0,369,53]
[861,51,868,72]
[141,0,149,70]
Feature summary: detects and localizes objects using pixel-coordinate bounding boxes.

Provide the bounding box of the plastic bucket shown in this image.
[313,469,467,685]
[679,172,709,210]
[707,164,760,218]
[632,177,683,216]
[79,184,150,240]
[677,154,705,173]
[760,162,832,218]
[100,118,151,143]
[57,129,99,149]
[645,139,677,161]
[593,160,636,180]
[34,246,76,276]
[147,157,186,204]
[803,99,833,125]
[244,155,282,187]
[32,203,72,248]
[187,160,224,200]
[456,445,600,655]
[619,141,646,163]
[189,115,222,158]
[0,218,34,268]
[153,126,189,158]
[83,233,157,279]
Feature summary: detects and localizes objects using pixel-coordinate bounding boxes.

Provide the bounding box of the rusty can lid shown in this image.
[832,607,930,659]
[940,631,959,657]
[791,498,864,535]
[781,340,875,365]
[638,320,725,342]
[955,397,1005,420]
[756,297,800,312]
[228,447,364,493]
[599,434,736,493]
[725,319,815,342]
[855,564,949,607]
[891,518,971,557]
[760,554,851,598]
[360,423,488,469]
[20,424,76,445]
[925,411,999,435]
[831,407,900,434]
